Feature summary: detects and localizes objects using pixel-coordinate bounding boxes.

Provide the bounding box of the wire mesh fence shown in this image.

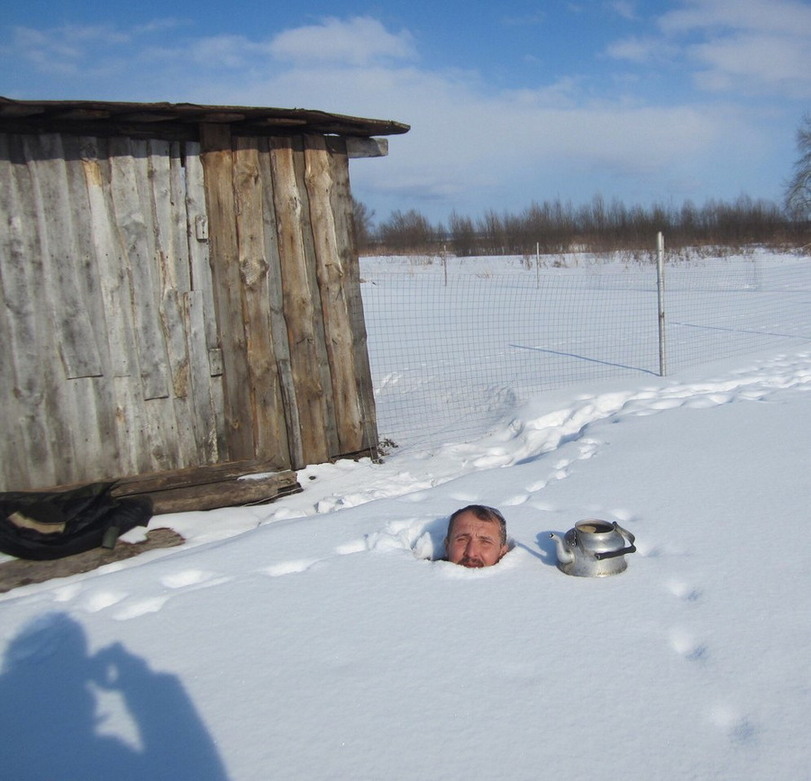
[359,251,811,452]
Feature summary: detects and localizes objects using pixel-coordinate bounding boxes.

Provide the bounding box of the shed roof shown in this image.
[0,97,410,140]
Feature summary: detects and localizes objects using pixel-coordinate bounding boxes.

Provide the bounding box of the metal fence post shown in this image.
[536,241,541,288]
[657,231,667,376]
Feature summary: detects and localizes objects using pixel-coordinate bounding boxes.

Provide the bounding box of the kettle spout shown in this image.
[549,532,575,565]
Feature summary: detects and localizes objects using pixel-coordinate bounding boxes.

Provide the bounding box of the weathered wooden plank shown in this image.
[162,142,202,461]
[269,136,330,466]
[119,470,301,514]
[107,375,151,479]
[0,134,37,488]
[17,134,88,485]
[77,135,151,477]
[78,135,136,378]
[292,137,340,457]
[109,137,201,475]
[200,123,254,461]
[1,136,66,488]
[182,142,225,463]
[257,137,300,468]
[168,141,191,291]
[30,461,300,514]
[304,135,366,455]
[184,291,221,464]
[112,458,291,492]
[329,138,379,454]
[59,134,118,478]
[108,136,170,400]
[233,138,290,466]
[149,139,178,285]
[127,138,188,474]
[147,139,199,466]
[149,139,191,291]
[183,143,221,366]
[292,138,340,459]
[113,459,300,516]
[342,136,388,159]
[23,133,103,380]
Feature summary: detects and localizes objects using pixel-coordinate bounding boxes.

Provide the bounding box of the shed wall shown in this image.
[0,129,377,492]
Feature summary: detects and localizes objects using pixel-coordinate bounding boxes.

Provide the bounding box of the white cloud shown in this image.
[608,1,638,21]
[658,0,811,36]
[690,33,811,97]
[133,19,190,35]
[605,36,678,63]
[269,16,416,67]
[608,0,811,98]
[0,22,195,82]
[180,35,274,69]
[3,24,131,77]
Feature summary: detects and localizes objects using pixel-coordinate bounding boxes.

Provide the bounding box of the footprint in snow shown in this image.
[472,451,513,469]
[578,439,599,458]
[669,627,709,661]
[648,398,686,411]
[160,569,230,590]
[710,704,758,746]
[112,596,170,621]
[81,591,128,613]
[667,579,703,602]
[262,559,323,577]
[335,539,367,555]
[51,583,84,603]
[638,544,663,557]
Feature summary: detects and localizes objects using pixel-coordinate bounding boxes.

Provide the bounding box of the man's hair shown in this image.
[446,505,507,546]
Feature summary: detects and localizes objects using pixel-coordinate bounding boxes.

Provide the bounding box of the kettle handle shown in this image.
[593,522,637,560]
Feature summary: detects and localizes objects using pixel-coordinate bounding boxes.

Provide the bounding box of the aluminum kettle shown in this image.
[549,520,636,577]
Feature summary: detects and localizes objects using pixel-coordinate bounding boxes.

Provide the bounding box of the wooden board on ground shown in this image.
[112,462,302,514]
[0,528,185,593]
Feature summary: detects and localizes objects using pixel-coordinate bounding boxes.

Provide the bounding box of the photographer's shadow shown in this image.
[0,612,228,781]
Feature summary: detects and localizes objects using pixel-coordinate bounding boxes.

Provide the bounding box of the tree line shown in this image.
[354,115,811,257]
[356,194,804,256]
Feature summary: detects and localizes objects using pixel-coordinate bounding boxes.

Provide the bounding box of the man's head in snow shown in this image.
[445,505,508,568]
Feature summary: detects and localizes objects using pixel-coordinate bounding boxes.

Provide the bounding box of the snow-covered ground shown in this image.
[360,250,811,451]
[1,255,811,780]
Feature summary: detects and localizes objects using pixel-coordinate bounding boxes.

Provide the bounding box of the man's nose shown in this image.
[464,539,478,556]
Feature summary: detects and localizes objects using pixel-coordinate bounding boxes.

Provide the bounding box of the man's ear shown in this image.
[498,543,509,561]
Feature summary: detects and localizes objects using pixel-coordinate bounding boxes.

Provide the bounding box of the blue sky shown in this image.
[2,0,809,226]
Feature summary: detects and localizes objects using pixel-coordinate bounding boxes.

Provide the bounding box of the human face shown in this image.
[445,511,508,568]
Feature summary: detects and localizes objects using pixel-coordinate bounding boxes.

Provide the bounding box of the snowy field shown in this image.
[1,253,811,780]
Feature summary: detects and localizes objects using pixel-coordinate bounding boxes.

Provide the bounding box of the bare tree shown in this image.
[352,198,375,252]
[377,209,437,252]
[785,114,811,220]
[448,211,476,256]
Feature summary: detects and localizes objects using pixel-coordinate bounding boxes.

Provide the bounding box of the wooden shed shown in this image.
[0,98,409,512]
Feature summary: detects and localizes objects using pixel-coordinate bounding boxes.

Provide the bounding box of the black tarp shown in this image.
[0,482,152,560]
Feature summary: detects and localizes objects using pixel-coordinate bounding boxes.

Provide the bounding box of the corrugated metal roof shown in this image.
[0,97,410,139]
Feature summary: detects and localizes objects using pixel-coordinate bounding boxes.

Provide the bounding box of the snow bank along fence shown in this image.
[0,98,409,512]
[361,245,811,451]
